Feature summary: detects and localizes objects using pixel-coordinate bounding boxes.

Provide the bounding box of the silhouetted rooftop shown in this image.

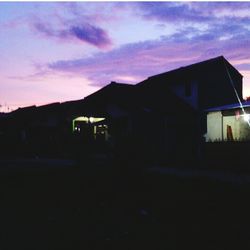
[5,56,238,119]
[138,56,242,86]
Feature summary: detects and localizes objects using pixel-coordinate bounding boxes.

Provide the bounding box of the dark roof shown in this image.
[11,105,37,117]
[82,81,195,116]
[84,82,135,101]
[8,57,234,119]
[138,56,242,87]
[11,103,62,117]
[6,79,195,120]
[81,82,139,116]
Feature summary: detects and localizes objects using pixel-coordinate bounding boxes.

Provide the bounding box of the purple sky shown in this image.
[1,2,250,112]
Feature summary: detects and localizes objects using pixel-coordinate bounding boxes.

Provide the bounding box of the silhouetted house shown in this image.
[138,56,242,110]
[0,101,88,156]
[137,56,243,155]
[71,82,143,157]
[71,81,197,163]
[136,84,197,163]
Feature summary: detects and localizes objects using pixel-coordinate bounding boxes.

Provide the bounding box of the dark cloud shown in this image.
[162,14,250,45]
[70,24,111,48]
[46,29,250,87]
[30,2,250,88]
[135,2,250,24]
[135,2,213,23]
[32,21,111,49]
[189,2,250,14]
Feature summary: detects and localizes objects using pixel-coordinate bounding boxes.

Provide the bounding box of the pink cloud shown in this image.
[43,33,250,97]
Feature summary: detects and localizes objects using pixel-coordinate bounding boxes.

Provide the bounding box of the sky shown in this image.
[1,1,250,112]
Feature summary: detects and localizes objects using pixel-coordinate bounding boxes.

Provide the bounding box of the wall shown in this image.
[206,111,223,142]
[169,81,198,109]
[206,111,250,142]
[223,115,250,141]
[223,116,240,140]
[199,69,243,110]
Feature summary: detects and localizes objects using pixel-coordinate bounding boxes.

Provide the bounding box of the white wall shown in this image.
[223,116,240,140]
[206,111,223,142]
[206,111,250,141]
[239,120,250,140]
[223,115,250,141]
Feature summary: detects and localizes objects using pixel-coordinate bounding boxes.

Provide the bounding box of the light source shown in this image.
[243,113,250,122]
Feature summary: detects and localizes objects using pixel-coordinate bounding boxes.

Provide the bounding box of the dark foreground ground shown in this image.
[0,159,250,250]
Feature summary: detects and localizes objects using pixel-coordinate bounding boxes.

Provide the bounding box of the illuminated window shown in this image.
[94,124,108,141]
[72,116,105,132]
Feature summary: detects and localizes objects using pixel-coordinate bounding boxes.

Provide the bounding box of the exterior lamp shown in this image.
[89,117,94,123]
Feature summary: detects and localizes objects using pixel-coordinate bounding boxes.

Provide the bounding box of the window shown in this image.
[185,82,192,97]
[94,124,109,141]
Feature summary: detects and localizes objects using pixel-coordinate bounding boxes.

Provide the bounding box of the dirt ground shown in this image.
[0,160,250,250]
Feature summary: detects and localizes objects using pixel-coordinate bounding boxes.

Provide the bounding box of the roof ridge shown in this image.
[147,55,225,80]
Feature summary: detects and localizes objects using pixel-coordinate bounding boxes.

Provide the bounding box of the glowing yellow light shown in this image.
[74,117,89,122]
[89,117,105,123]
[72,116,106,132]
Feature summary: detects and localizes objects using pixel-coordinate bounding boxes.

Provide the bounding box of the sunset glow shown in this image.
[1,2,250,112]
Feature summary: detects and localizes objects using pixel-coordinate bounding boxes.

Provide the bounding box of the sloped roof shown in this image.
[82,81,195,116]
[7,56,232,120]
[138,56,242,87]
[81,82,139,116]
[84,82,135,102]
